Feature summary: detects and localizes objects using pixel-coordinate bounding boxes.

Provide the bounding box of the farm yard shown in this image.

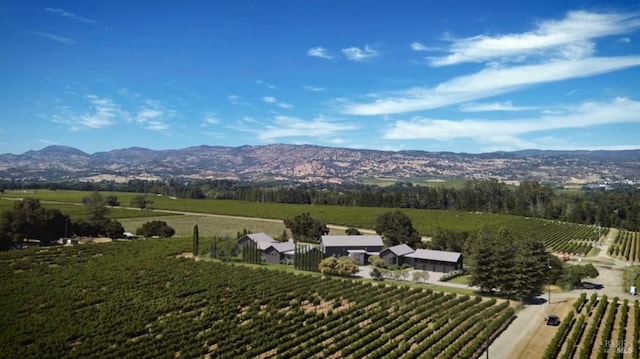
[0,238,514,359]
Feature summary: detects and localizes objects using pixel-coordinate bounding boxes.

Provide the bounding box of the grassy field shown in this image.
[118,214,288,238]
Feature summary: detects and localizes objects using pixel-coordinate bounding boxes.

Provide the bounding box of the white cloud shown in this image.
[258,115,358,140]
[52,95,125,130]
[262,96,293,109]
[256,80,278,90]
[228,95,248,105]
[32,31,76,44]
[429,10,640,66]
[460,101,536,112]
[411,42,433,51]
[342,45,378,61]
[134,100,173,132]
[307,47,333,60]
[384,97,640,144]
[621,37,631,43]
[45,7,96,24]
[304,85,326,92]
[342,56,640,115]
[202,112,220,125]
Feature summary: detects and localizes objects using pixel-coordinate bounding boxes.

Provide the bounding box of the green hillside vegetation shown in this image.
[1,190,606,254]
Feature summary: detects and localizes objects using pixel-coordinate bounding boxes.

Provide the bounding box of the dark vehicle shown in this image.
[545,314,560,326]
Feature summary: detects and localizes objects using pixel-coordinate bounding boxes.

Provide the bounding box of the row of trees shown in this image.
[0,191,175,249]
[3,178,639,230]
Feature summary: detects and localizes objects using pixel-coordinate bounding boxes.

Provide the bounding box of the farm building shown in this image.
[379,244,414,266]
[236,232,276,250]
[405,249,463,273]
[320,235,384,265]
[262,241,295,264]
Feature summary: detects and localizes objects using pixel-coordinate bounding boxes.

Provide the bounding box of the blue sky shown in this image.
[2,1,640,154]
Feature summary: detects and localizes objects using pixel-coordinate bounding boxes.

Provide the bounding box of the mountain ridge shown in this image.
[1,144,638,183]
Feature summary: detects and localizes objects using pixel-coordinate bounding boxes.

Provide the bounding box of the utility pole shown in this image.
[547,258,551,304]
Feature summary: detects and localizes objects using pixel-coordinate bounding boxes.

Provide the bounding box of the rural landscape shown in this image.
[4,1,640,358]
[1,174,640,358]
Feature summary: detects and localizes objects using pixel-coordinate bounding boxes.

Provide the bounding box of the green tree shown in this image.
[512,233,548,301]
[106,195,120,206]
[345,227,361,235]
[468,227,550,301]
[130,195,153,210]
[412,271,430,283]
[467,227,501,293]
[284,213,329,242]
[83,191,110,222]
[373,211,421,247]
[319,256,359,276]
[193,225,199,256]
[370,267,383,280]
[0,198,68,247]
[136,220,175,238]
[559,263,600,288]
[103,220,125,239]
[211,238,239,261]
[368,255,387,268]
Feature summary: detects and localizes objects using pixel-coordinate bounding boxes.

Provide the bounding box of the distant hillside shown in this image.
[0,144,638,183]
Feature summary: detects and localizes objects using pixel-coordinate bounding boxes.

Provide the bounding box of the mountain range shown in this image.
[0,144,639,184]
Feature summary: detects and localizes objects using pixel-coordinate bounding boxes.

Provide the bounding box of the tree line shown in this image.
[2,178,639,230]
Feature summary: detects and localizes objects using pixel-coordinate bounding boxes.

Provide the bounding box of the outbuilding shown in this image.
[405,249,463,273]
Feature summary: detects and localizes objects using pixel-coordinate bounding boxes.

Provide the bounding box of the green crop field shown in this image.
[118,214,288,238]
[0,239,514,358]
[543,293,640,358]
[2,189,607,255]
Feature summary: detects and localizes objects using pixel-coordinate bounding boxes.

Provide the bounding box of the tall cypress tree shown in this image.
[192,225,199,256]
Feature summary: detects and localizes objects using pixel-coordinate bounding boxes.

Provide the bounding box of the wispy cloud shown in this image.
[429,11,640,66]
[342,56,640,115]
[304,85,326,92]
[256,80,278,90]
[45,7,96,24]
[134,100,173,132]
[459,101,537,112]
[262,96,293,109]
[201,112,220,125]
[52,95,125,130]
[228,95,249,105]
[258,115,358,140]
[384,97,640,149]
[342,45,378,62]
[32,31,76,44]
[307,47,333,60]
[411,42,434,51]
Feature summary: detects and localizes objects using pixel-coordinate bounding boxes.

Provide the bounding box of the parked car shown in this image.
[545,314,560,326]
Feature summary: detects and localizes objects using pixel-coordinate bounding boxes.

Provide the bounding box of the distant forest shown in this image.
[1,179,639,231]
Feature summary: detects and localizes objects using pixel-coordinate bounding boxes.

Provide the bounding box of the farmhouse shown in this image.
[262,241,295,264]
[236,232,277,250]
[320,235,384,265]
[379,244,414,266]
[405,249,463,273]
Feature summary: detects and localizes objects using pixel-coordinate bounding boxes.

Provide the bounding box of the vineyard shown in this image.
[534,221,605,256]
[544,293,639,359]
[0,238,515,359]
[608,230,640,262]
[0,190,612,257]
